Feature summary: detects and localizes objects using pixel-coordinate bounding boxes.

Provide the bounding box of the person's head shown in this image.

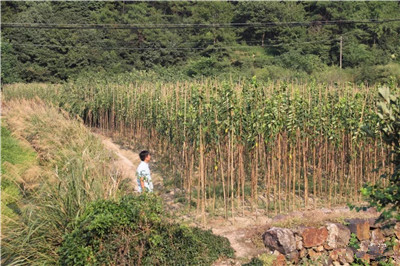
[139,150,151,162]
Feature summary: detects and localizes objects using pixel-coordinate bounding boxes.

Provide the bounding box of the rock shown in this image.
[384,250,394,257]
[393,258,400,266]
[295,235,303,250]
[286,251,299,264]
[381,226,395,237]
[273,253,286,266]
[326,223,351,249]
[395,222,400,239]
[272,250,281,256]
[329,248,346,261]
[347,219,370,241]
[368,244,385,257]
[355,251,370,264]
[360,240,370,252]
[323,257,333,266]
[371,229,385,245]
[302,227,328,248]
[263,227,296,255]
[308,249,323,260]
[299,249,307,258]
[330,248,354,264]
[368,218,379,229]
[343,248,354,264]
[393,241,400,256]
[315,245,324,252]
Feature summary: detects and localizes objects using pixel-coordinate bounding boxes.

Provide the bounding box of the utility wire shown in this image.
[2,18,400,30]
[61,39,278,45]
[11,36,341,51]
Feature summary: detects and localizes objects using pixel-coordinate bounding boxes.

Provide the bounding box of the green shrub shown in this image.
[186,56,230,77]
[312,66,354,84]
[242,253,277,266]
[349,233,360,249]
[343,42,374,68]
[275,50,326,74]
[242,257,264,266]
[355,63,400,85]
[59,194,234,265]
[253,65,304,82]
[361,87,400,222]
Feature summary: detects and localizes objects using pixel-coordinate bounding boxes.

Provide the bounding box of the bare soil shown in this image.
[95,133,164,191]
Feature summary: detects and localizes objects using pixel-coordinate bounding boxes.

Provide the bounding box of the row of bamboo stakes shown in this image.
[4,80,394,222]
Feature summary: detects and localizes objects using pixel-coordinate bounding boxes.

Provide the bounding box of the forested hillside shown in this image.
[2,1,400,83]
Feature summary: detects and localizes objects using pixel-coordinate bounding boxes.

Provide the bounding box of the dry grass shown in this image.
[270,206,379,229]
[1,98,125,265]
[2,98,121,197]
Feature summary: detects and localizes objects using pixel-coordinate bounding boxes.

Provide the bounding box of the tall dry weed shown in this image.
[2,98,124,264]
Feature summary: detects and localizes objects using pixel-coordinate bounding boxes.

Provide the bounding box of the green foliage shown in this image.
[1,125,36,222]
[186,56,230,77]
[1,40,21,83]
[362,87,400,221]
[1,125,36,171]
[352,254,370,266]
[355,64,400,85]
[242,257,264,266]
[349,233,360,249]
[276,49,326,74]
[60,194,234,265]
[384,236,397,250]
[300,254,331,265]
[242,253,277,266]
[1,2,399,83]
[377,258,395,266]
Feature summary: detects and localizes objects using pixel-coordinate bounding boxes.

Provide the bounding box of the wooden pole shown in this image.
[340,35,343,69]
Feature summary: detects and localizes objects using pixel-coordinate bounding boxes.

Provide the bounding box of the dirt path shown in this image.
[95,133,164,192]
[209,215,271,259]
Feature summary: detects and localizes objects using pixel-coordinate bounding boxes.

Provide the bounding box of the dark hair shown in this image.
[139,150,150,161]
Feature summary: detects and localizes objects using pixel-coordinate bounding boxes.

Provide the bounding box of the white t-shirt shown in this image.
[136,161,153,192]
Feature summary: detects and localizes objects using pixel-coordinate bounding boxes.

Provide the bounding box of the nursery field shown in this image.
[4,77,398,222]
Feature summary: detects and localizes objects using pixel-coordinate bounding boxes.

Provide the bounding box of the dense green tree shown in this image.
[1,1,399,83]
[1,40,21,83]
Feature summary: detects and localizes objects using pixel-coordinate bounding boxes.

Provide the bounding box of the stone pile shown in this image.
[262,218,400,265]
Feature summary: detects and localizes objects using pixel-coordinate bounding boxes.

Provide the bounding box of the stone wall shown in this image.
[262,218,400,265]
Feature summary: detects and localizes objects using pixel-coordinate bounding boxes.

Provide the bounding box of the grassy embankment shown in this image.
[1,99,122,264]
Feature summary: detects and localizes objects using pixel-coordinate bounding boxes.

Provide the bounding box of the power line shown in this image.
[52,39,277,46]
[10,37,340,51]
[2,18,400,30]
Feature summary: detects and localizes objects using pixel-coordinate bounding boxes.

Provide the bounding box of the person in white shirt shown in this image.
[136,150,154,193]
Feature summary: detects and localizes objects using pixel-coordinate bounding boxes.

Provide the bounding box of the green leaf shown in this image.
[378,87,390,102]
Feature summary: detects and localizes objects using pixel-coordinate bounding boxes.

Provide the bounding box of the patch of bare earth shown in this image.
[94,133,164,192]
